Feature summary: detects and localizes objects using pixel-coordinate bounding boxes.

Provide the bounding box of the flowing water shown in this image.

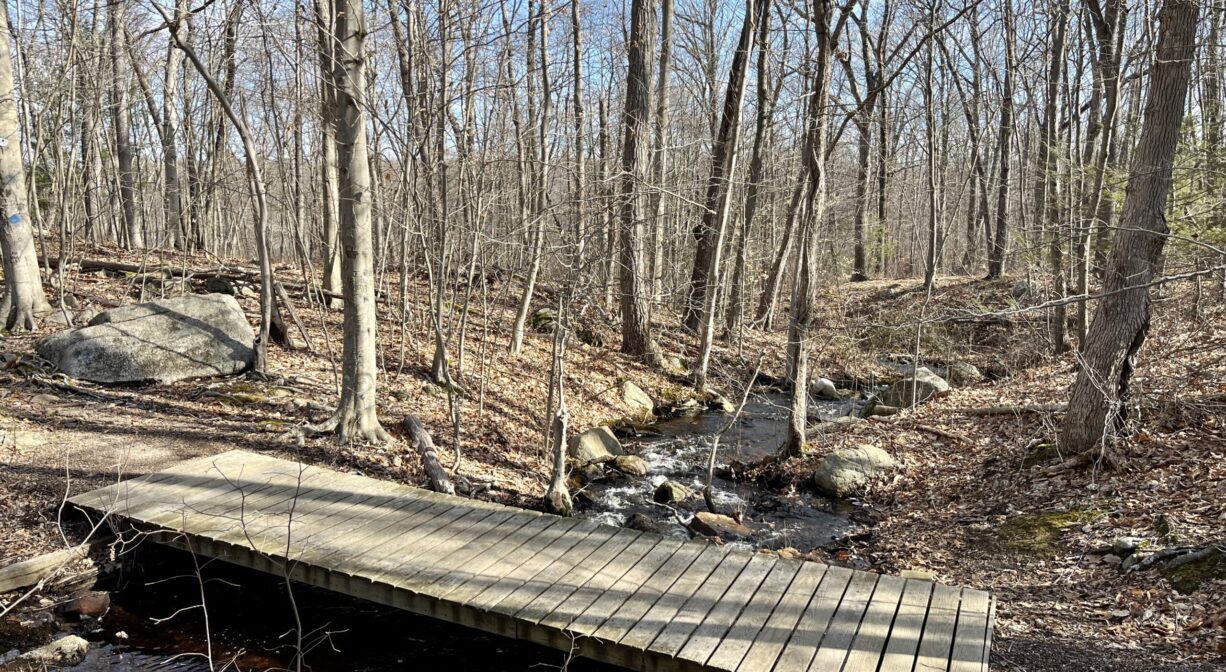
[575,392,860,552]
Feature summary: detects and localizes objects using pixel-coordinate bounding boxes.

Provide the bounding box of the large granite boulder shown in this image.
[37,294,254,384]
[567,426,624,464]
[813,444,898,498]
[882,367,950,407]
[618,380,656,423]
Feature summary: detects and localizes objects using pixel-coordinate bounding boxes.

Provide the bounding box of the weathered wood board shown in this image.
[68,450,994,671]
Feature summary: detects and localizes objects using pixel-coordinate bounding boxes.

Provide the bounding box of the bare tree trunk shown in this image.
[1078,0,1125,348]
[109,0,140,249]
[784,0,835,459]
[695,0,765,387]
[986,0,1015,280]
[617,0,660,363]
[647,0,673,319]
[162,0,187,251]
[1036,0,1071,354]
[727,5,776,337]
[754,179,805,329]
[0,0,48,330]
[922,3,939,291]
[1060,0,1198,457]
[312,0,390,444]
[315,0,343,308]
[511,0,552,355]
[570,0,587,263]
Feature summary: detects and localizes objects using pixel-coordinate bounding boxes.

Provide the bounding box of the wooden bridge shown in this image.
[69,450,994,671]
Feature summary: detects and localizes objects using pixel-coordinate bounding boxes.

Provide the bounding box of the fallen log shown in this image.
[0,537,112,596]
[401,415,455,495]
[960,403,1067,416]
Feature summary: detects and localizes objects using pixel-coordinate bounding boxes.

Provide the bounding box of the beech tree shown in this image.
[0,0,48,330]
[311,0,389,444]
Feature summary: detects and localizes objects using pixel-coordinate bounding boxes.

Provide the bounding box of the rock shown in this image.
[620,381,655,422]
[43,310,73,328]
[812,444,898,498]
[810,377,838,400]
[152,276,193,294]
[36,294,255,384]
[567,427,624,464]
[689,511,753,541]
[529,307,558,333]
[881,367,950,407]
[941,362,982,386]
[204,275,236,295]
[860,397,901,418]
[654,480,694,505]
[1112,536,1146,557]
[704,390,735,413]
[17,635,90,667]
[29,393,60,406]
[676,399,705,417]
[56,591,110,620]
[575,463,607,483]
[626,512,662,533]
[611,454,649,477]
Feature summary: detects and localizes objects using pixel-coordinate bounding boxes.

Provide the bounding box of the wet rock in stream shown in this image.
[576,392,860,552]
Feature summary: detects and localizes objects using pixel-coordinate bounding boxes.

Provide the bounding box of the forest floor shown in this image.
[1,244,1223,670]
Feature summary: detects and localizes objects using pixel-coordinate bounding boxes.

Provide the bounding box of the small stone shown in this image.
[689,511,753,541]
[56,591,111,620]
[611,454,649,477]
[529,307,558,333]
[653,480,694,505]
[1111,536,1146,557]
[30,393,60,406]
[626,513,661,533]
[942,362,982,386]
